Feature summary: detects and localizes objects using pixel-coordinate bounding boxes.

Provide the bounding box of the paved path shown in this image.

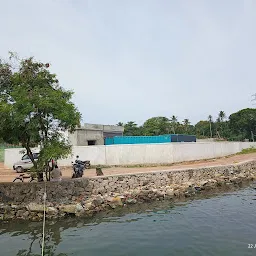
[1,153,256,182]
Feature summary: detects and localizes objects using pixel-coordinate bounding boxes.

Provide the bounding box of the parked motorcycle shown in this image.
[71,159,90,178]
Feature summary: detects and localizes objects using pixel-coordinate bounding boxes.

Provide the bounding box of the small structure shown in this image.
[68,123,124,146]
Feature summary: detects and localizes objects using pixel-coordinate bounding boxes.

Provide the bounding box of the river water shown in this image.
[1,187,256,256]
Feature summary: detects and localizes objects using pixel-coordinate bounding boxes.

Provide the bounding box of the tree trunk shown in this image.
[209,122,212,138]
[37,172,44,182]
[45,160,52,181]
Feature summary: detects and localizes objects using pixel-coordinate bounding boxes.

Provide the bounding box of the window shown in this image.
[22,153,39,160]
[33,153,39,159]
[22,154,30,160]
[87,140,96,146]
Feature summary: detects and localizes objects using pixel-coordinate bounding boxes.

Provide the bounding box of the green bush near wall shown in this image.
[0,145,21,162]
[0,148,4,162]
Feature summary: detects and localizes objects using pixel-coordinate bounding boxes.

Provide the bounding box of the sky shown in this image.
[1,0,256,125]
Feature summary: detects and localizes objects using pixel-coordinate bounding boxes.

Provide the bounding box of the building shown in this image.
[68,123,124,146]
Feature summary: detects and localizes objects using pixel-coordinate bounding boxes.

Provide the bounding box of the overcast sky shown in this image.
[1,0,256,125]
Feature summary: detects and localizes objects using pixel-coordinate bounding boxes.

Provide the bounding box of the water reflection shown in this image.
[0,186,255,256]
[0,202,175,256]
[8,221,67,256]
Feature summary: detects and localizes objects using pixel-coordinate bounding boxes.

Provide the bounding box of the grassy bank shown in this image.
[239,147,256,154]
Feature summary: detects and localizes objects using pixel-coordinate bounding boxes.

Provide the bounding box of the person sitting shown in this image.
[51,165,62,182]
[75,155,83,165]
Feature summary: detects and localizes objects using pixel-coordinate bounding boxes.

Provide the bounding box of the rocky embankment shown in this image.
[1,161,256,221]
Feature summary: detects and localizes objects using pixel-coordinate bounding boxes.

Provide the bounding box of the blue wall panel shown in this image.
[105,135,196,145]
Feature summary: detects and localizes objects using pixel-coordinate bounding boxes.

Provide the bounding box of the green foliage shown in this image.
[36,137,71,170]
[0,53,81,176]
[218,110,226,122]
[170,115,178,134]
[123,121,142,136]
[142,116,170,135]
[229,108,256,140]
[195,120,210,137]
[0,148,4,162]
[116,122,124,126]
[121,108,256,142]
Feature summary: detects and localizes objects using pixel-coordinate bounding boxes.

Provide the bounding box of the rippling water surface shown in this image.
[1,188,256,256]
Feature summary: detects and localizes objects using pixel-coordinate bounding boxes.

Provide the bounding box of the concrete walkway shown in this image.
[1,153,256,182]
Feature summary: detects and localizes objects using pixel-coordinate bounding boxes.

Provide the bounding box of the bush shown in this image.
[0,148,4,162]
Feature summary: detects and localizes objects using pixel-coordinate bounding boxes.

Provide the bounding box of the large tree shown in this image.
[142,116,170,135]
[195,120,210,137]
[123,121,141,136]
[229,108,256,141]
[0,53,81,180]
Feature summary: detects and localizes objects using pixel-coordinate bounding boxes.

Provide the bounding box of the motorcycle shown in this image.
[71,159,90,178]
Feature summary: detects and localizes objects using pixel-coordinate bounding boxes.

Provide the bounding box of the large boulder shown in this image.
[26,203,45,212]
[60,204,83,214]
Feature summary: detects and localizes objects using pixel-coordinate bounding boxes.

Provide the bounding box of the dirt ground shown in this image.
[1,153,256,183]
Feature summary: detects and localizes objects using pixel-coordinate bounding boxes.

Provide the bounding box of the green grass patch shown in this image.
[239,147,256,154]
[0,148,4,162]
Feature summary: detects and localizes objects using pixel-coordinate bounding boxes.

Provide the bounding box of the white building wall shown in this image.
[4,142,256,168]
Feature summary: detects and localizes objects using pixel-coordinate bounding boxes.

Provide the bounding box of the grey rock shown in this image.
[0,205,12,213]
[108,204,117,209]
[60,204,77,214]
[84,202,93,210]
[165,189,174,199]
[250,183,256,189]
[48,207,58,215]
[16,210,25,218]
[75,203,84,212]
[92,195,104,206]
[26,203,45,212]
[126,198,137,204]
[17,211,30,219]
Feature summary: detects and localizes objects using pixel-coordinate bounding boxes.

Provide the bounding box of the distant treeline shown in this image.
[117,108,256,141]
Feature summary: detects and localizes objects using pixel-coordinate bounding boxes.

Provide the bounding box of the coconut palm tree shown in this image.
[170,115,178,134]
[218,111,226,122]
[116,122,124,127]
[183,118,190,133]
[208,115,213,138]
[216,111,226,138]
